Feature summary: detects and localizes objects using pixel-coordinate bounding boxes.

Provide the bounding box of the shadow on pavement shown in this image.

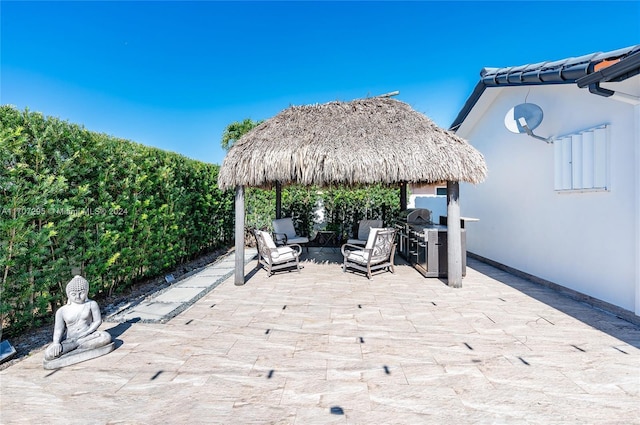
[469,257,640,349]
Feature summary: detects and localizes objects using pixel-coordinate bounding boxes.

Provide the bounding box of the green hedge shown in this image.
[0,106,234,336]
[0,106,403,337]
[245,184,401,243]
[244,186,322,243]
[321,184,401,240]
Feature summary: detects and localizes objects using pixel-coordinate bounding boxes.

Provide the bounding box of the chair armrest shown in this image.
[269,244,302,260]
[288,244,303,256]
[341,243,370,256]
[272,232,288,245]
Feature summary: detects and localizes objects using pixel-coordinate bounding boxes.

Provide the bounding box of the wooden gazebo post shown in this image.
[446,181,462,288]
[400,182,408,211]
[234,185,245,286]
[275,182,282,219]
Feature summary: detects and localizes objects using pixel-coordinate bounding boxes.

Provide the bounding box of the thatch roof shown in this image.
[217,97,487,190]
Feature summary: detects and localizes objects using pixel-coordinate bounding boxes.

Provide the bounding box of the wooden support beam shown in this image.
[400,182,407,211]
[276,182,282,219]
[234,185,245,286]
[446,181,462,288]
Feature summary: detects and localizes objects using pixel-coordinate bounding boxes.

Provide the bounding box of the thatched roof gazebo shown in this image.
[218,97,486,189]
[218,95,487,286]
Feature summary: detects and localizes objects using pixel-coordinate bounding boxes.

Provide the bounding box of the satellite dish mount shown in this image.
[504,103,552,143]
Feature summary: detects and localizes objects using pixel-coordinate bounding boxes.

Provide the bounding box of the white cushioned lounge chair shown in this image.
[254,229,302,276]
[341,227,397,279]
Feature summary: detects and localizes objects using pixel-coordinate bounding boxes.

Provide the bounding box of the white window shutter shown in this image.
[555,137,572,190]
[571,134,583,189]
[560,137,573,190]
[581,130,595,189]
[554,139,563,190]
[553,125,608,192]
[593,126,608,189]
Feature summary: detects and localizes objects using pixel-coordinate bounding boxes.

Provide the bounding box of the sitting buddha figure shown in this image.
[44,275,112,362]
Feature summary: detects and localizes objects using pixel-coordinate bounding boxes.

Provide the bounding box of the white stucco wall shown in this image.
[458,78,640,316]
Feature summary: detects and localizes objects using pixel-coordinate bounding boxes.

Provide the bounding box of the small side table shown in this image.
[314,231,338,247]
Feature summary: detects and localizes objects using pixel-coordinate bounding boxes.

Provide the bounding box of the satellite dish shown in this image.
[504,103,544,133]
[504,103,551,143]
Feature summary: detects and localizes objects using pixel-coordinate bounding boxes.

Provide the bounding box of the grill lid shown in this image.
[398,208,432,224]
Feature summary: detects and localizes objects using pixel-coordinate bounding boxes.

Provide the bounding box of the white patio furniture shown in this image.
[254,229,303,276]
[346,219,383,246]
[272,218,309,250]
[341,227,397,279]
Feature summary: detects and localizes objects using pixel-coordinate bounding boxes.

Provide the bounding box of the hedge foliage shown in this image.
[244,184,401,243]
[0,106,235,336]
[320,184,401,239]
[1,106,403,337]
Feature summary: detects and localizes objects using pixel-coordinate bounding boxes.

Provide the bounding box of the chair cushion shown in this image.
[257,230,277,249]
[358,220,383,240]
[346,238,366,246]
[364,228,383,249]
[273,218,297,238]
[346,249,370,265]
[286,236,309,244]
[272,247,298,264]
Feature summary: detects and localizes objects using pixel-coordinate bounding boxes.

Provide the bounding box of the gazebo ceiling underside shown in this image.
[217,97,487,190]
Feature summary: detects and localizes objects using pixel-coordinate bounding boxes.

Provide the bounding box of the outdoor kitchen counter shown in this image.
[396,221,467,278]
[438,215,479,229]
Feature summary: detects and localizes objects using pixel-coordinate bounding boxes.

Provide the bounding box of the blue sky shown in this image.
[2,1,639,165]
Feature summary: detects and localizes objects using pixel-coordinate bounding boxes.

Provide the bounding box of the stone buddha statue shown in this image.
[43,276,114,368]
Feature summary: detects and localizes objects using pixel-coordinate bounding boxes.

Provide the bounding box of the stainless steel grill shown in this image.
[395,209,466,278]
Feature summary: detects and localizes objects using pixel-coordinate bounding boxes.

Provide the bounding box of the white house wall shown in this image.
[634,99,640,316]
[459,80,639,316]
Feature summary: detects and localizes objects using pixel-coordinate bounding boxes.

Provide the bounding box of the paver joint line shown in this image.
[3,252,639,424]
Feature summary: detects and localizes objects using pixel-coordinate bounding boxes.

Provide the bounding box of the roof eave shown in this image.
[576,50,640,88]
[450,45,640,133]
[449,81,486,132]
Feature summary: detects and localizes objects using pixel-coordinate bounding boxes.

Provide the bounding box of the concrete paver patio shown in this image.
[1,248,639,424]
